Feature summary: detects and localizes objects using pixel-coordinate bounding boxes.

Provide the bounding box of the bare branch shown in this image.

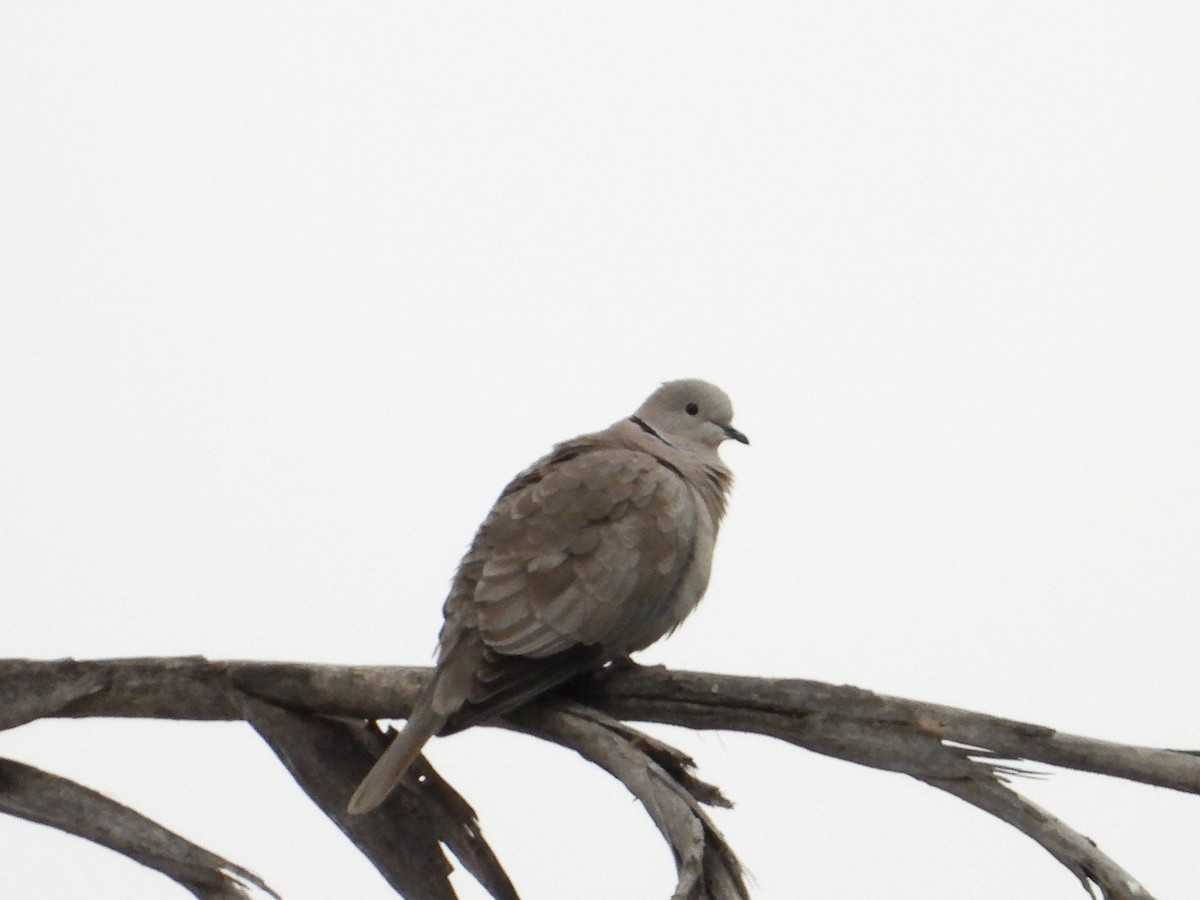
[933,776,1152,900]
[0,659,106,731]
[574,667,1200,796]
[241,696,517,900]
[4,656,1199,899]
[508,700,748,900]
[0,756,276,899]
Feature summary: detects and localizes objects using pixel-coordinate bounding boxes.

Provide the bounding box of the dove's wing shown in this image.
[429,445,698,727]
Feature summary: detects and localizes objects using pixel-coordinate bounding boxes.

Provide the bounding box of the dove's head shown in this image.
[634,379,749,451]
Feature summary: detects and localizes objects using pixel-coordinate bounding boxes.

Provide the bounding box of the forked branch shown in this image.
[1,657,1194,899]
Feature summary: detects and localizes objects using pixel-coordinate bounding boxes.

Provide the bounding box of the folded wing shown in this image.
[431,447,696,728]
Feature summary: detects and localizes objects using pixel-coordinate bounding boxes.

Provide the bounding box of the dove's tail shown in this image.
[347,704,447,814]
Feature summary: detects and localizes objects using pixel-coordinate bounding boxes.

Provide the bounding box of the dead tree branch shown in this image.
[1,657,1194,899]
[0,756,277,899]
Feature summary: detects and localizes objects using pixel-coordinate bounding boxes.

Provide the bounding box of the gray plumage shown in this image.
[348,379,747,815]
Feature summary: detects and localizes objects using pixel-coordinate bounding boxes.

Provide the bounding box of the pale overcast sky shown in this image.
[2,4,1198,898]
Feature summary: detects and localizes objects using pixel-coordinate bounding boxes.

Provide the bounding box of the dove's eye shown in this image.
[685,403,699,416]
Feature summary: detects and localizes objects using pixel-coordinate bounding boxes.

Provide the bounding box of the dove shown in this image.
[348,379,747,815]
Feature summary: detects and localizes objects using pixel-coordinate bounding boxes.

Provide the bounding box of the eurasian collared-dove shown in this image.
[348,379,747,814]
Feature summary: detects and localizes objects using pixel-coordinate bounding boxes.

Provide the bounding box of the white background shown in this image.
[2,3,1198,898]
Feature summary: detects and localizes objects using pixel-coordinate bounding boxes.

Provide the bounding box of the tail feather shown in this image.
[347,704,447,814]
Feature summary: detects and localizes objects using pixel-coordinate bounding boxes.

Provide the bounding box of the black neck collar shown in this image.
[629,415,673,446]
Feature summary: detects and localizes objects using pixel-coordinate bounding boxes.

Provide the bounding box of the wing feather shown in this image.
[433,446,695,725]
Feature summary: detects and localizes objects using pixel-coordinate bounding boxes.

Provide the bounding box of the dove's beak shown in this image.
[723,425,749,445]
